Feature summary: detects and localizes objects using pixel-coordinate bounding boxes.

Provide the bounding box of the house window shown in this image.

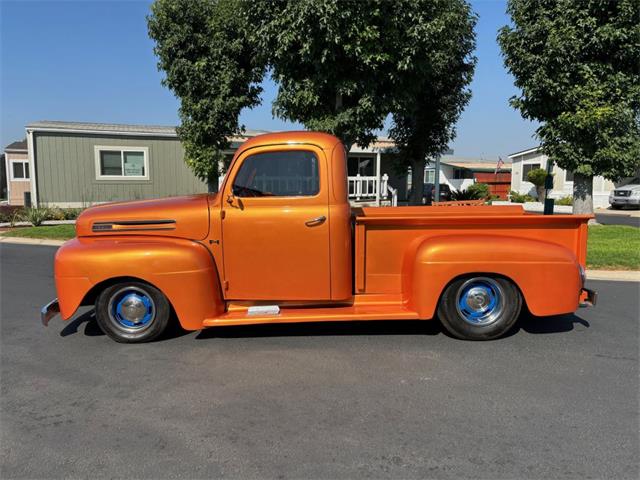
[565,170,574,182]
[522,163,541,181]
[232,150,319,197]
[453,168,473,180]
[11,160,30,181]
[347,155,375,177]
[424,169,436,184]
[95,146,149,180]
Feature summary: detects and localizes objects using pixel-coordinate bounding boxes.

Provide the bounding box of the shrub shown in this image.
[451,188,477,201]
[9,209,24,227]
[466,182,490,199]
[509,190,536,203]
[62,208,83,220]
[47,208,67,221]
[526,168,548,186]
[24,207,50,227]
[555,195,573,206]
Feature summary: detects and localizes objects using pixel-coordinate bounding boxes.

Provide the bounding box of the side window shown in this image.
[522,163,541,181]
[232,150,320,197]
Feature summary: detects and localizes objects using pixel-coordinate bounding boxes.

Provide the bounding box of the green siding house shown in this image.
[26,120,407,207]
[27,121,220,207]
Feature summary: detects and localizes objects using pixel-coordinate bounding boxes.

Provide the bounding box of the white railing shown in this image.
[348,174,379,201]
[380,173,398,206]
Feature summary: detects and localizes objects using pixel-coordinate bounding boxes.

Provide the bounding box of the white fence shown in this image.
[348,173,397,206]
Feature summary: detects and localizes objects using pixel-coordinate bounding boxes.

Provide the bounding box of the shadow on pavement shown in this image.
[60,309,103,337]
[59,308,589,341]
[517,311,590,335]
[196,319,443,340]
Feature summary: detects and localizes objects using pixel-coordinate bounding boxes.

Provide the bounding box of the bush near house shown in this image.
[555,196,573,206]
[0,206,83,224]
[509,190,536,203]
[451,183,491,201]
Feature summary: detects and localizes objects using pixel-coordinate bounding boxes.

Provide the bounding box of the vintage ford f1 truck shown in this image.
[42,131,596,343]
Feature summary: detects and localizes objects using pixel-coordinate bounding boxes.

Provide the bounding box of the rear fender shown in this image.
[405,235,582,318]
[54,237,224,330]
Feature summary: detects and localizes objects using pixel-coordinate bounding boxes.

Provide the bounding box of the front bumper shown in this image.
[610,197,640,206]
[579,288,597,308]
[41,299,60,326]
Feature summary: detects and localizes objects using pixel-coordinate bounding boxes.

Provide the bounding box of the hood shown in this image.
[75,194,213,240]
[615,184,640,192]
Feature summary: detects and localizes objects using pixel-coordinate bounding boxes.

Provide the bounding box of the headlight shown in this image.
[631,191,640,197]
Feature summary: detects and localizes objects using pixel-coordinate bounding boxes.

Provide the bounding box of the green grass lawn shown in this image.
[1,223,638,270]
[2,224,76,240]
[587,225,640,270]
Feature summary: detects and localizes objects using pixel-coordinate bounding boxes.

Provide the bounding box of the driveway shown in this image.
[594,212,640,227]
[1,243,638,479]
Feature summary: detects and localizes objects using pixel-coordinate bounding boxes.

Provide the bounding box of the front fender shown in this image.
[406,235,582,318]
[54,236,224,330]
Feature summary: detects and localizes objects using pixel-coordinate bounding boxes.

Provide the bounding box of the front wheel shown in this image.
[95,281,171,343]
[437,276,522,340]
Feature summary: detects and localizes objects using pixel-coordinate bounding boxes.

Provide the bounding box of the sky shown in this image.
[0,0,539,159]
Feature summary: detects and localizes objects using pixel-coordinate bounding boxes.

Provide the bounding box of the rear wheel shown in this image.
[437,276,522,340]
[95,281,170,343]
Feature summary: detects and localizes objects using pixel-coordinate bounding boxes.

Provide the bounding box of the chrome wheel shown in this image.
[455,277,505,327]
[107,286,156,334]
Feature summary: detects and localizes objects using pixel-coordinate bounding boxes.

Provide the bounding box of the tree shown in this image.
[526,167,549,201]
[498,0,640,214]
[149,0,477,201]
[148,0,266,190]
[248,0,397,151]
[387,0,477,205]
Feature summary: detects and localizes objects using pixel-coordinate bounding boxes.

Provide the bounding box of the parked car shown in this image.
[609,177,640,209]
[407,183,452,204]
[423,183,452,204]
[43,131,596,343]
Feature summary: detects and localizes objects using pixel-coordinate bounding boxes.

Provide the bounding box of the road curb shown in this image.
[0,236,65,247]
[586,270,640,282]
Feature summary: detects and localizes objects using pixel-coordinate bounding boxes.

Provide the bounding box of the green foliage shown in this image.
[587,225,640,270]
[498,0,640,184]
[148,0,266,184]
[24,207,49,227]
[466,182,490,199]
[3,224,76,240]
[388,0,476,205]
[555,195,574,206]
[525,168,548,187]
[149,0,477,194]
[509,190,535,203]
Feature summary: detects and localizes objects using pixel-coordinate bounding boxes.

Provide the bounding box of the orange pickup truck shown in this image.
[42,131,596,343]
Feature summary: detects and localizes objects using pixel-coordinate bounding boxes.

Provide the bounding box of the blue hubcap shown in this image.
[455,278,504,326]
[110,289,155,330]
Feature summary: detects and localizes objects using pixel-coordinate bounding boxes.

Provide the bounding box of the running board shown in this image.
[202,305,420,327]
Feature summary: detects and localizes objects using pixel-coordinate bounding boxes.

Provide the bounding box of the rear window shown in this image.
[232,150,319,197]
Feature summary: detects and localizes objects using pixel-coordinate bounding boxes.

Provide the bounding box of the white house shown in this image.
[509,147,615,208]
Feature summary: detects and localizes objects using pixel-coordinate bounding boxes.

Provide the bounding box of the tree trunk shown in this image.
[573,173,594,215]
[409,157,427,206]
[535,185,546,203]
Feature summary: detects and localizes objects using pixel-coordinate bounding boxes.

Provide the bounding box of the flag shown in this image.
[494,157,505,174]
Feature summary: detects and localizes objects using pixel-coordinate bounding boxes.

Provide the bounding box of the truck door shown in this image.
[221,145,331,300]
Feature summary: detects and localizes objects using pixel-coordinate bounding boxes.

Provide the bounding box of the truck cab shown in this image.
[44,132,596,343]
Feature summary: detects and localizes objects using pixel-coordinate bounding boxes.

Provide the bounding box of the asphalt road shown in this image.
[1,243,638,479]
[595,212,640,227]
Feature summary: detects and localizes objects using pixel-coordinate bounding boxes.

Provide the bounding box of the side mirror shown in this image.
[226,194,235,205]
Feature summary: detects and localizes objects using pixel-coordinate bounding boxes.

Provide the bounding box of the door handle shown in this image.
[305,215,327,227]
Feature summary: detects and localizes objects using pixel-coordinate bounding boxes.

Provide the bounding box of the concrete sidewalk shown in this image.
[1,236,638,282]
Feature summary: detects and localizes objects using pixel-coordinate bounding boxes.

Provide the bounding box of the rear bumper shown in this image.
[580,288,597,308]
[41,299,60,326]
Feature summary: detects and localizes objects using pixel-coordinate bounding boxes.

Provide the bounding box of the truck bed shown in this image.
[353,205,591,295]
